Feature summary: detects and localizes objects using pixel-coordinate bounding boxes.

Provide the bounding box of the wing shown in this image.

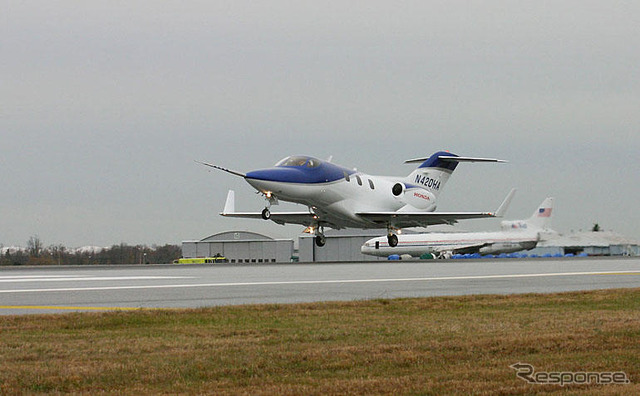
[219,190,342,228]
[358,188,515,228]
[429,242,490,255]
[356,211,499,228]
[221,211,319,227]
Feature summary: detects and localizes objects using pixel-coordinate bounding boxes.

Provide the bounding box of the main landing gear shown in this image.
[261,208,271,220]
[314,225,326,247]
[387,225,400,247]
[387,233,398,248]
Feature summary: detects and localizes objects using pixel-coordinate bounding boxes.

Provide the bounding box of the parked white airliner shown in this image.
[200,151,511,247]
[361,197,554,258]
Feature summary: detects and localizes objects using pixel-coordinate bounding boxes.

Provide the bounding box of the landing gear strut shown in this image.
[314,225,326,247]
[261,192,278,220]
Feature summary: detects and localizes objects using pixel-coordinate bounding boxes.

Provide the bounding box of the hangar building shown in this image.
[182,229,639,263]
[181,231,294,264]
[298,229,387,262]
[529,231,640,257]
[181,229,387,263]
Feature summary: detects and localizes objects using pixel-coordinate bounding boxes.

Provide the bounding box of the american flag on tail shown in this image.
[538,208,552,217]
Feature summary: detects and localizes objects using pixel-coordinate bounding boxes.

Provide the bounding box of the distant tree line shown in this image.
[1,236,181,266]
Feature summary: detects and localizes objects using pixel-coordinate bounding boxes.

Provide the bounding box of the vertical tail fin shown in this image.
[404,151,506,198]
[501,197,554,231]
[526,197,554,230]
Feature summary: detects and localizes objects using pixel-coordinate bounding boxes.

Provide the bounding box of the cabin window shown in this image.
[356,175,362,186]
[344,171,350,182]
[368,179,375,190]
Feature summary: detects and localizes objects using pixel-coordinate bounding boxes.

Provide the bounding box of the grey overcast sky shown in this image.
[2,1,639,247]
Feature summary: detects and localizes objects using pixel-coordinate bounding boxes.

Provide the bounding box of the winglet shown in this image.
[494,188,516,217]
[223,190,236,214]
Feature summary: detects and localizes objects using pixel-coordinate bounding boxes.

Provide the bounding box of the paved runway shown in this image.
[1,257,639,315]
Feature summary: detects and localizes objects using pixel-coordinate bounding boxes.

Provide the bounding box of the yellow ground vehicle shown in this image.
[173,257,228,264]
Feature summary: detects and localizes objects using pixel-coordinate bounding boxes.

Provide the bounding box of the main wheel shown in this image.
[261,208,271,220]
[315,234,326,247]
[387,234,398,247]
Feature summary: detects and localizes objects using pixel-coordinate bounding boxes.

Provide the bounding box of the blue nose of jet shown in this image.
[245,168,308,184]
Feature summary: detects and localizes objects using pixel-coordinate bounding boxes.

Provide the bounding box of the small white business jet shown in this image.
[199,151,511,247]
[361,196,555,258]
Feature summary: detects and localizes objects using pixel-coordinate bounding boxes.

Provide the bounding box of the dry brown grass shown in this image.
[1,288,639,395]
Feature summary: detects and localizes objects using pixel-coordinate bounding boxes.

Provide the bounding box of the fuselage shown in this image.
[244,155,437,228]
[361,231,540,257]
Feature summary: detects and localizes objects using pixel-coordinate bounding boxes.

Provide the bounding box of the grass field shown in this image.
[1,288,639,395]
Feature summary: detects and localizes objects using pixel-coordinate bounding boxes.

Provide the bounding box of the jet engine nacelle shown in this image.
[392,183,436,210]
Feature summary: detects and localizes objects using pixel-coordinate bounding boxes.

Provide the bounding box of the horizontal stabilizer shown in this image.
[439,156,508,163]
[405,156,507,164]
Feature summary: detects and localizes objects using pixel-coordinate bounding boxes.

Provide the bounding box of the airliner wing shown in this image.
[356,211,498,228]
[429,242,490,255]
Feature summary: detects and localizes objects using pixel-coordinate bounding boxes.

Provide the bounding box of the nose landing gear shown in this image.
[261,192,278,221]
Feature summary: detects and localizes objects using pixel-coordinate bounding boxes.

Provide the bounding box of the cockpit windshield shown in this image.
[275,156,321,168]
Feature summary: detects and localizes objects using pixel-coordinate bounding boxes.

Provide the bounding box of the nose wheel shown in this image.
[261,192,278,220]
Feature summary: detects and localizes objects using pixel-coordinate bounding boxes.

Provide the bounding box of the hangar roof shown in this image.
[199,231,274,242]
